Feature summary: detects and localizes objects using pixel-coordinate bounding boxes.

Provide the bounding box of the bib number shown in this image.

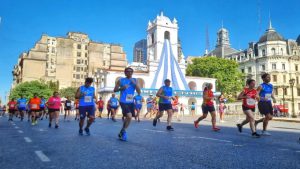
[246,98,256,106]
[126,94,133,102]
[32,104,37,109]
[67,103,71,106]
[10,104,15,108]
[111,102,117,107]
[84,96,92,103]
[137,100,141,104]
[265,94,271,100]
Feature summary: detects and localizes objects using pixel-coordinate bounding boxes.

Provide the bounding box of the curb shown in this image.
[273,118,300,123]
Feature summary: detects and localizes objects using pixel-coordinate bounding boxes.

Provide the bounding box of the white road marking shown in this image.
[12,123,16,126]
[143,129,167,133]
[24,137,32,143]
[35,151,50,162]
[18,130,24,133]
[173,136,232,143]
[295,151,300,153]
[14,126,19,129]
[113,150,119,153]
[39,129,45,132]
[278,148,289,151]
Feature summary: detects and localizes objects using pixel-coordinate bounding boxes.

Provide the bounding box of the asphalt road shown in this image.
[0,114,299,169]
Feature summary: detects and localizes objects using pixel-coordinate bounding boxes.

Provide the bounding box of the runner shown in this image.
[153,79,175,131]
[106,100,111,119]
[255,73,276,136]
[190,102,196,117]
[28,93,41,125]
[144,94,154,119]
[133,94,143,122]
[236,79,260,138]
[39,96,46,120]
[179,103,185,120]
[7,98,17,121]
[114,67,141,141]
[64,97,72,121]
[17,95,27,121]
[194,83,220,131]
[218,93,226,122]
[97,97,104,118]
[172,96,180,121]
[109,93,119,122]
[74,99,79,121]
[75,77,97,136]
[47,91,61,128]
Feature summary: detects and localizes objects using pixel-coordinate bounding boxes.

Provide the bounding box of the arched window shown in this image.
[281,48,284,55]
[262,49,266,56]
[151,33,154,44]
[164,31,170,40]
[188,81,197,90]
[271,48,276,55]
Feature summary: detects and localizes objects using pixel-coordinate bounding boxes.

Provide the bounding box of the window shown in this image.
[241,69,244,73]
[262,49,266,56]
[73,74,75,78]
[281,48,283,55]
[77,59,81,64]
[247,67,252,73]
[76,74,80,79]
[274,88,278,95]
[261,65,265,71]
[272,75,277,82]
[85,53,87,58]
[282,63,285,70]
[297,77,299,85]
[295,65,298,71]
[283,75,286,83]
[85,60,87,65]
[77,52,81,57]
[76,67,80,72]
[271,48,276,55]
[81,67,83,71]
[272,63,276,70]
[283,88,287,95]
[81,75,83,78]
[85,45,88,50]
[297,88,300,96]
[103,60,106,66]
[77,44,81,49]
[151,33,154,44]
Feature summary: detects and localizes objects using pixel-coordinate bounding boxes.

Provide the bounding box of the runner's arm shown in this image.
[75,87,81,99]
[237,91,246,100]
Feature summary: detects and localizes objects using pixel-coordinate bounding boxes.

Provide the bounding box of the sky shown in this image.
[0,0,299,102]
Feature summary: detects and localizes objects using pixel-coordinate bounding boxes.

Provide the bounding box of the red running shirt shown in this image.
[203,90,214,106]
[8,101,17,110]
[242,88,257,108]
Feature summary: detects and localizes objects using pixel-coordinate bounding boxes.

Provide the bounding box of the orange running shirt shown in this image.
[29,98,41,110]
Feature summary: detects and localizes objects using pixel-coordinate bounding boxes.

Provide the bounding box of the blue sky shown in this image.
[0,0,299,102]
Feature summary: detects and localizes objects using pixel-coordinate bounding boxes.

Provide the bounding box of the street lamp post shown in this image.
[289,79,297,118]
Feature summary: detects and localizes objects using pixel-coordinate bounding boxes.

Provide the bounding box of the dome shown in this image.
[153,12,173,25]
[218,28,228,33]
[258,26,284,43]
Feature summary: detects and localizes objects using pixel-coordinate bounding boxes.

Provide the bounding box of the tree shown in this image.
[59,87,77,100]
[186,57,244,101]
[9,81,53,100]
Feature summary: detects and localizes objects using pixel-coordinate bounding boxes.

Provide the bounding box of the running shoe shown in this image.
[194,121,199,128]
[31,121,35,126]
[84,128,90,136]
[79,129,83,136]
[118,132,122,140]
[212,127,221,131]
[34,120,38,125]
[166,126,174,131]
[55,124,59,129]
[121,131,127,141]
[252,132,261,138]
[236,124,242,133]
[261,130,271,136]
[112,118,117,122]
[48,123,51,128]
[153,118,157,126]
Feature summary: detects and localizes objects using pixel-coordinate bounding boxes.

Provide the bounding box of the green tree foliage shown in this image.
[59,87,77,100]
[9,81,53,100]
[186,57,244,101]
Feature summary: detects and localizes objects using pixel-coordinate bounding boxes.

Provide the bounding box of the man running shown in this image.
[255,73,276,136]
[114,67,141,141]
[28,93,41,125]
[144,94,154,119]
[236,79,260,137]
[153,79,175,131]
[39,96,46,120]
[109,93,119,122]
[17,95,27,121]
[194,83,220,131]
[75,77,97,136]
[8,98,17,121]
[64,97,72,121]
[97,97,104,118]
[133,94,143,122]
[47,92,61,128]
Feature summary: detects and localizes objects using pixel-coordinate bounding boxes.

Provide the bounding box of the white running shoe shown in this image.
[261,130,271,136]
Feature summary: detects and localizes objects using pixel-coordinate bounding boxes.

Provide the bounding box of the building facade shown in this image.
[208,21,300,115]
[133,39,147,65]
[12,32,127,89]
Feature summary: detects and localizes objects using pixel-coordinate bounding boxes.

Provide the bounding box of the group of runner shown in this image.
[2,67,280,141]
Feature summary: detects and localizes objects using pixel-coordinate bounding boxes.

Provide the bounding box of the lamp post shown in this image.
[289,78,296,118]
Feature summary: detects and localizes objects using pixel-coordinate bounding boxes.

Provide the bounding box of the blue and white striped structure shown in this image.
[151,40,190,90]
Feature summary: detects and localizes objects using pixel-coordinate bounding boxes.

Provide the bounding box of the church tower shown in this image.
[147,12,186,73]
[216,28,230,48]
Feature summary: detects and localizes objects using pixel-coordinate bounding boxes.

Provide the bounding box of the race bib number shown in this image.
[265,94,271,100]
[10,104,15,108]
[32,104,37,109]
[111,102,117,107]
[67,103,71,106]
[246,98,256,106]
[20,103,26,107]
[137,100,141,104]
[84,96,92,103]
[126,94,133,102]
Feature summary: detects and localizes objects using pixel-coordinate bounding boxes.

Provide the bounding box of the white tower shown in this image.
[147,12,186,74]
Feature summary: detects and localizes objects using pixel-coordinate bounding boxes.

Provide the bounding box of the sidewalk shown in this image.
[273,117,300,123]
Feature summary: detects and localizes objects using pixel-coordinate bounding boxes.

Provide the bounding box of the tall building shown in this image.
[133,39,147,65]
[12,32,127,89]
[208,21,300,115]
